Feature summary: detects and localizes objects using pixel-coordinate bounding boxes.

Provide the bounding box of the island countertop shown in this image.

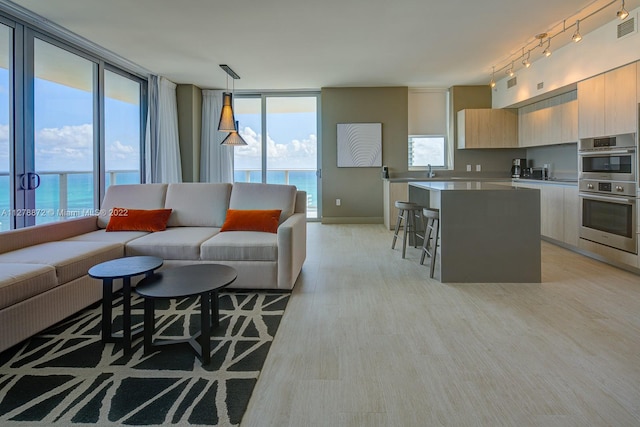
[409,181,520,191]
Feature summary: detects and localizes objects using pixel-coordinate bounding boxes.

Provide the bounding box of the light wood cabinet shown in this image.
[383,181,408,229]
[518,91,578,147]
[512,181,578,247]
[578,62,637,138]
[563,186,579,247]
[577,74,605,138]
[457,109,518,149]
[604,62,637,136]
[560,92,579,143]
[541,185,564,242]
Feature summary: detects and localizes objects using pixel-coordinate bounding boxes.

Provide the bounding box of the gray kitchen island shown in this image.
[409,181,541,283]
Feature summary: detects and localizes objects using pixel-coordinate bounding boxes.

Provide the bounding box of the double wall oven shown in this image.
[578,134,638,254]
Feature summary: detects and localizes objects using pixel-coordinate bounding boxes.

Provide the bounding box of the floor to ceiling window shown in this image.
[0,15,146,231]
[234,93,320,219]
[33,38,96,225]
[104,69,142,188]
[0,22,10,231]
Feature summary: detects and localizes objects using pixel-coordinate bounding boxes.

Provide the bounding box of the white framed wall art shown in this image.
[337,123,382,167]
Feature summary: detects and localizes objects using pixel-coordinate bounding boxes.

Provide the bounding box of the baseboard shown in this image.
[321,216,383,224]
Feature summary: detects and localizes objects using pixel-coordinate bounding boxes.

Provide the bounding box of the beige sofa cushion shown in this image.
[165,183,231,227]
[228,182,297,224]
[65,229,150,244]
[98,184,168,228]
[125,227,219,260]
[0,263,58,310]
[0,216,98,255]
[201,231,278,261]
[0,241,123,284]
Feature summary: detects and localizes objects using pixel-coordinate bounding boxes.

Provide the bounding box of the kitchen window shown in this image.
[408,88,450,170]
[408,135,447,168]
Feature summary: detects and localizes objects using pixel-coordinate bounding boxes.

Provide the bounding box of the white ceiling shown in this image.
[7,0,640,90]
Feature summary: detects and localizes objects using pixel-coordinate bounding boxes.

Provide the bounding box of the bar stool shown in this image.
[420,208,440,278]
[391,201,422,258]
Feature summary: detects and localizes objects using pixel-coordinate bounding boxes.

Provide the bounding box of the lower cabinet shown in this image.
[383,181,408,230]
[514,182,578,247]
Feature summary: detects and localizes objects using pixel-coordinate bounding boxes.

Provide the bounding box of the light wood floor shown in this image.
[241,224,640,427]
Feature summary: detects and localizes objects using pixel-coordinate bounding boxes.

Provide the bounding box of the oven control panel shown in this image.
[580,180,636,196]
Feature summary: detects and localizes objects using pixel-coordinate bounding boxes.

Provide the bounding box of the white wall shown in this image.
[492,7,640,108]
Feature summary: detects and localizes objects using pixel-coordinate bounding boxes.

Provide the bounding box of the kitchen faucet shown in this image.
[427,164,435,178]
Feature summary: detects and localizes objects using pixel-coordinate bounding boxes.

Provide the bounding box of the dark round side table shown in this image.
[135,264,237,365]
[88,256,163,354]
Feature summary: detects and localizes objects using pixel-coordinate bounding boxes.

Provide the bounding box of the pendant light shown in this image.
[217,64,241,132]
[221,121,248,146]
[218,92,236,132]
[617,0,629,20]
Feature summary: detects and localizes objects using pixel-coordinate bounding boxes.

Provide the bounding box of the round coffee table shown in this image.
[135,264,237,365]
[88,256,163,354]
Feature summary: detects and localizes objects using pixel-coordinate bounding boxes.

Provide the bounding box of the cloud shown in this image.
[235,125,317,169]
[36,124,93,171]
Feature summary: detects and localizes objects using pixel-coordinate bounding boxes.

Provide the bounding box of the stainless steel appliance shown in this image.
[579,181,637,253]
[578,133,638,254]
[511,158,527,178]
[579,134,636,181]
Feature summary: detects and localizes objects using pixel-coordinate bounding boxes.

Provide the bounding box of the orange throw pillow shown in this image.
[106,208,173,232]
[220,209,282,233]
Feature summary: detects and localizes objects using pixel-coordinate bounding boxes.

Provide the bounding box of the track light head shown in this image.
[617,0,629,20]
[572,20,582,42]
[543,39,552,57]
[489,67,496,88]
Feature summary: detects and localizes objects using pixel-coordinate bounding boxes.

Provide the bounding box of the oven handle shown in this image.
[579,193,636,204]
[579,148,635,155]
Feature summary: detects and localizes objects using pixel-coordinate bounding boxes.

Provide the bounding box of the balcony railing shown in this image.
[1,168,318,231]
[233,168,318,218]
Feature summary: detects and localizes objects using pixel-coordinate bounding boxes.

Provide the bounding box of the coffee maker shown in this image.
[511,158,527,178]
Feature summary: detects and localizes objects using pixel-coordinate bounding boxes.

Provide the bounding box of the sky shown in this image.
[235,109,318,171]
[0,69,140,173]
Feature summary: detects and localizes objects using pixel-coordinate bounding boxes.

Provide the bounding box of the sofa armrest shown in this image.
[277,212,307,290]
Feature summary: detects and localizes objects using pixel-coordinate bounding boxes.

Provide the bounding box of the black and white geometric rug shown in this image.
[0,292,289,426]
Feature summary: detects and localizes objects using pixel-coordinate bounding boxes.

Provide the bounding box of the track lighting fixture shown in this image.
[490,2,621,87]
[572,20,582,42]
[489,64,498,82]
[522,49,531,68]
[617,0,629,20]
[543,39,552,57]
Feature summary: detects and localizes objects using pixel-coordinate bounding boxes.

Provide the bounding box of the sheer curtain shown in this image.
[200,90,234,183]
[145,75,182,183]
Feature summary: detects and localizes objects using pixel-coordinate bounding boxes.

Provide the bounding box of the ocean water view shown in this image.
[1,170,318,231]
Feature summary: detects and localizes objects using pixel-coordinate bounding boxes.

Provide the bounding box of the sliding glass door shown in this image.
[0,23,10,231]
[234,93,319,219]
[104,69,142,188]
[33,38,96,225]
[0,16,147,231]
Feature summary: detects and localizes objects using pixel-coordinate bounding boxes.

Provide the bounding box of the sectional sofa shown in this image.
[0,182,307,353]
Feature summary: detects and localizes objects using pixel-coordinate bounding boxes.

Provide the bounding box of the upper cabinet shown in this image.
[457,109,518,149]
[578,62,637,138]
[518,91,578,148]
